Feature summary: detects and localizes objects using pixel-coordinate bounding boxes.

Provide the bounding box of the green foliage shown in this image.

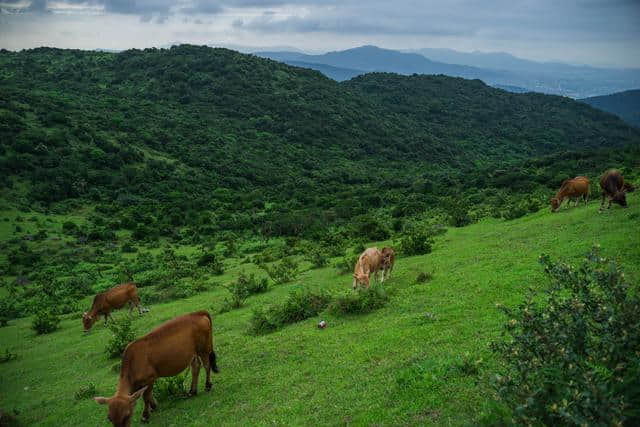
[154,370,188,401]
[31,309,60,335]
[307,246,329,269]
[105,316,136,359]
[492,247,640,426]
[415,272,433,284]
[196,251,224,275]
[74,383,97,400]
[260,258,299,285]
[334,249,360,275]
[0,348,18,363]
[329,286,389,315]
[399,229,434,256]
[220,272,269,312]
[250,289,332,334]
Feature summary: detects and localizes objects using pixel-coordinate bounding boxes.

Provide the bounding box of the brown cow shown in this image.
[83,282,144,333]
[353,247,384,289]
[381,247,396,281]
[600,169,628,210]
[95,311,219,426]
[550,176,590,212]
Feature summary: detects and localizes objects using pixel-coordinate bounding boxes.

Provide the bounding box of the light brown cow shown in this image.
[381,247,396,281]
[550,176,590,212]
[600,169,628,210]
[83,282,144,333]
[353,247,384,289]
[95,310,219,426]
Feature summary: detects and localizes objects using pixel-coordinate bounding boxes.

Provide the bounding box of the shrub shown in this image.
[415,272,433,284]
[0,297,19,327]
[220,272,269,312]
[31,309,60,335]
[307,247,328,269]
[74,382,97,400]
[492,247,640,426]
[334,250,359,275]
[329,286,389,315]
[250,289,332,334]
[154,370,188,401]
[399,229,434,256]
[121,243,137,253]
[261,258,299,285]
[197,252,224,275]
[106,316,136,358]
[0,348,18,363]
[62,221,78,235]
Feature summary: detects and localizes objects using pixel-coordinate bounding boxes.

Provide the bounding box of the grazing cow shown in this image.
[550,176,590,212]
[353,247,384,289]
[83,282,144,333]
[600,169,628,210]
[381,247,396,281]
[95,311,219,426]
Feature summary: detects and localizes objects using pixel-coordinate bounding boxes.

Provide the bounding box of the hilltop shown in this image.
[581,89,640,128]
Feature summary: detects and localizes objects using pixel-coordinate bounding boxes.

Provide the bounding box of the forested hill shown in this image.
[581,89,640,128]
[1,45,639,240]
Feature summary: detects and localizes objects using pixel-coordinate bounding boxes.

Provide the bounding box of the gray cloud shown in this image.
[0,0,639,67]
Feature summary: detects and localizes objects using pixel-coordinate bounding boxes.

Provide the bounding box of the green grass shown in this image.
[1,196,639,426]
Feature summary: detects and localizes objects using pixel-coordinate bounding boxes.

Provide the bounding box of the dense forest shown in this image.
[581,89,640,128]
[1,44,639,244]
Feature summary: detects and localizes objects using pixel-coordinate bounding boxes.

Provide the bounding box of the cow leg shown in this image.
[132,295,143,315]
[108,313,115,323]
[189,356,201,396]
[104,314,109,325]
[199,352,213,391]
[600,192,605,211]
[142,382,157,422]
[129,301,134,316]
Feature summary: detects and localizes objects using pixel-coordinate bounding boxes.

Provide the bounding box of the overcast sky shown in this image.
[1,0,639,67]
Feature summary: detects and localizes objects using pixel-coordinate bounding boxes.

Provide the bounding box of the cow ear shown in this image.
[94,396,109,405]
[129,386,147,403]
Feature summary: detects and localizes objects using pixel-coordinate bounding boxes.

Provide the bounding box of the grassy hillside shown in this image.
[1,196,638,426]
[581,89,640,128]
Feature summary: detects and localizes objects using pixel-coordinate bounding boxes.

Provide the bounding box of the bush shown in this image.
[334,250,359,275]
[399,229,434,256]
[249,289,332,334]
[261,258,299,285]
[105,316,136,358]
[154,370,188,401]
[220,272,269,312]
[196,252,224,275]
[0,297,19,327]
[415,272,433,284]
[0,348,18,363]
[74,382,97,400]
[31,309,60,335]
[492,247,640,426]
[329,286,389,315]
[121,243,137,253]
[307,247,328,269]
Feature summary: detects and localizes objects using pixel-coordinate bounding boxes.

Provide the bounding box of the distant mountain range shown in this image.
[581,89,640,128]
[256,45,640,98]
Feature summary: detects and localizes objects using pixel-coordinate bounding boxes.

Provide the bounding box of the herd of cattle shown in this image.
[84,169,631,426]
[550,168,632,212]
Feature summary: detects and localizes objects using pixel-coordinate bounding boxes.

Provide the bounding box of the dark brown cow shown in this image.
[83,282,143,332]
[95,311,219,426]
[381,247,396,281]
[600,169,628,210]
[550,176,590,212]
[353,247,384,289]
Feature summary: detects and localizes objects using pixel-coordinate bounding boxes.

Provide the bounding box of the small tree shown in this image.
[492,247,640,426]
[106,316,136,358]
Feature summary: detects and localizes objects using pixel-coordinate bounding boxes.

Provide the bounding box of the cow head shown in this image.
[95,387,146,427]
[550,197,560,212]
[82,312,94,333]
[353,273,370,289]
[612,190,627,207]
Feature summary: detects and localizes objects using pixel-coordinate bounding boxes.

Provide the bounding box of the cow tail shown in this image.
[209,350,219,373]
[203,311,219,373]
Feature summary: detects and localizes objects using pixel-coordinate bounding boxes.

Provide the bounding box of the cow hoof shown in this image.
[189,390,197,397]
[205,383,212,392]
[141,415,150,424]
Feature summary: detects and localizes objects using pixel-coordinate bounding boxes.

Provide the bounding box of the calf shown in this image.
[381,247,396,281]
[83,282,144,333]
[550,176,590,212]
[600,169,628,210]
[95,311,219,426]
[353,247,384,289]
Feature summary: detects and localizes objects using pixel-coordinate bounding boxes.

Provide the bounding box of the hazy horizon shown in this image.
[1,0,639,68]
